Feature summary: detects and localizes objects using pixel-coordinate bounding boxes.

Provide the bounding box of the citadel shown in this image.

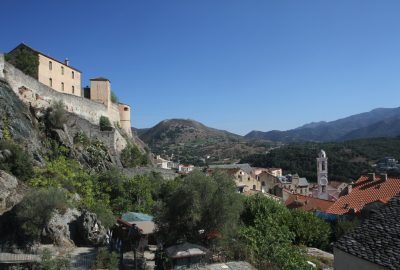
[0,43,132,137]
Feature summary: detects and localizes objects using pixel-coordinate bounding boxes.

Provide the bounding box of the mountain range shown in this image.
[245,107,400,142]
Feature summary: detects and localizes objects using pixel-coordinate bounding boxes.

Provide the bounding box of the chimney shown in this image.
[368,173,375,181]
[64,58,70,66]
[381,173,388,182]
[348,182,353,194]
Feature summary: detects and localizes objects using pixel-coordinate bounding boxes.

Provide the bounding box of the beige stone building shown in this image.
[8,43,81,96]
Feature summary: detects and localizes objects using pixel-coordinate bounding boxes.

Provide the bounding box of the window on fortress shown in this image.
[61,66,64,75]
[49,78,52,87]
[61,82,64,91]
[49,61,52,70]
[124,107,129,111]
[72,86,75,94]
[72,71,75,79]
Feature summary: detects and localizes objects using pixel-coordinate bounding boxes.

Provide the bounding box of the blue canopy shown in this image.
[121,212,153,222]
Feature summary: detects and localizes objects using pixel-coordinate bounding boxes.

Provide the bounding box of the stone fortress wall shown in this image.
[0,54,130,157]
[0,54,109,125]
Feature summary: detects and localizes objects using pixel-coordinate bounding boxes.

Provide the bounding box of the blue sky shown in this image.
[2,1,400,135]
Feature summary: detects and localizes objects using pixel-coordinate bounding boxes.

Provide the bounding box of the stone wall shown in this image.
[0,53,109,126]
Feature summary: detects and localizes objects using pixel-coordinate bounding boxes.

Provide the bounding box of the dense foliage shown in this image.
[5,46,39,78]
[0,140,33,181]
[238,195,331,269]
[154,170,243,246]
[241,137,400,182]
[15,188,69,242]
[120,143,148,167]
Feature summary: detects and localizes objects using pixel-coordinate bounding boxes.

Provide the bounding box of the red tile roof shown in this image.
[326,174,400,215]
[285,194,334,212]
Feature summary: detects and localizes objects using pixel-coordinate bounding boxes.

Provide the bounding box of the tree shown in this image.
[111,91,119,104]
[120,143,148,167]
[237,195,311,270]
[288,208,331,250]
[5,46,39,78]
[154,170,243,246]
[29,156,96,208]
[95,169,155,215]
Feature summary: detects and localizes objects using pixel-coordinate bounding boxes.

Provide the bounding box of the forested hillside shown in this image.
[241,137,400,182]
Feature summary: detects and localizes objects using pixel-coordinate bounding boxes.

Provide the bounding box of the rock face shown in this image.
[0,170,26,213]
[42,208,81,247]
[42,209,107,247]
[77,211,107,246]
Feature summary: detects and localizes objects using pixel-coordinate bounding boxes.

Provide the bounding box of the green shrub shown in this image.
[111,91,118,104]
[73,131,90,145]
[40,249,70,270]
[99,116,112,131]
[0,140,33,181]
[5,46,39,78]
[29,156,96,208]
[44,100,67,129]
[15,188,69,242]
[120,143,148,167]
[93,247,119,270]
[89,202,115,229]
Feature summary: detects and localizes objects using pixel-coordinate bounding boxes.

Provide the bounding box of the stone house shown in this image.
[257,171,279,193]
[334,194,400,270]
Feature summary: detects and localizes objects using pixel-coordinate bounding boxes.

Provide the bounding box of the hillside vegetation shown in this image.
[241,137,400,182]
[138,119,275,165]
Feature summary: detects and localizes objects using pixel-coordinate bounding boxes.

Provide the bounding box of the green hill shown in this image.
[241,137,400,182]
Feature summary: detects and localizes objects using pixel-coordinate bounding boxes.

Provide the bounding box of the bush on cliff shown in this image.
[15,188,69,242]
[120,143,148,167]
[99,116,112,131]
[44,100,67,129]
[0,140,33,181]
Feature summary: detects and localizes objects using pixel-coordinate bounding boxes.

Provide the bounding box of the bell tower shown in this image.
[317,149,328,197]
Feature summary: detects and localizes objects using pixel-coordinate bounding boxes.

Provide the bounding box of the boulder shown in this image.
[77,210,107,246]
[0,170,26,213]
[42,209,107,247]
[42,208,81,248]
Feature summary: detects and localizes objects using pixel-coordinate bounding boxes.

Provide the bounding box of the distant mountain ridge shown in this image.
[245,107,400,142]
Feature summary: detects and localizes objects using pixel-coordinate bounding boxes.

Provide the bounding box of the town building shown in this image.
[7,43,82,96]
[334,194,400,270]
[165,242,209,270]
[178,164,195,174]
[285,193,334,212]
[325,173,400,215]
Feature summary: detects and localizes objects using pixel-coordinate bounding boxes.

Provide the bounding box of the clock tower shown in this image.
[317,149,328,198]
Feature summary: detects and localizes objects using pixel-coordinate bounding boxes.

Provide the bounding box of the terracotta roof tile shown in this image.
[285,194,334,212]
[326,175,400,215]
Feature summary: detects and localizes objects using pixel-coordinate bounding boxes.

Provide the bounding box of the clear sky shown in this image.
[2,1,400,135]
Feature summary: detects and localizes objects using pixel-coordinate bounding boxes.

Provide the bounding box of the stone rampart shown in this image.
[0,54,109,126]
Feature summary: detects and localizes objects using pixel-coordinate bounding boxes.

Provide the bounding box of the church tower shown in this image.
[317,149,328,197]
